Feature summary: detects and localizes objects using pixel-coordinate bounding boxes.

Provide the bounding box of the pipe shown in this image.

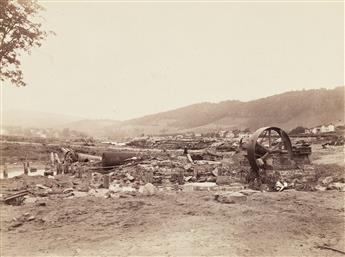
[101,151,137,167]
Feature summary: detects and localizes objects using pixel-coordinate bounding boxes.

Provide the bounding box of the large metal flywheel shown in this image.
[247,127,293,173]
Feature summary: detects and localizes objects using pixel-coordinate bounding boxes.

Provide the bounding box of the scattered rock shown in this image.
[109,184,136,193]
[216,183,244,192]
[197,177,207,182]
[76,184,89,192]
[184,164,193,171]
[27,216,35,221]
[139,183,157,196]
[10,221,23,229]
[327,182,345,191]
[126,174,135,181]
[322,176,334,185]
[73,191,88,197]
[36,184,50,190]
[260,184,270,192]
[239,189,260,196]
[315,185,327,191]
[105,191,113,199]
[212,168,219,177]
[275,181,288,191]
[184,176,193,182]
[215,192,247,204]
[74,248,81,255]
[183,182,217,192]
[216,176,232,185]
[23,196,37,204]
[35,190,50,197]
[63,188,74,194]
[207,176,217,182]
[88,188,110,198]
[64,192,75,198]
[36,201,47,206]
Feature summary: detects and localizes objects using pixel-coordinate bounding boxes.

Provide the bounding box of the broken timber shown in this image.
[2,190,29,204]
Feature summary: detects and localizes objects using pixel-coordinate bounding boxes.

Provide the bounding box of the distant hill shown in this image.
[2,109,82,128]
[3,87,344,138]
[112,86,344,136]
[59,119,121,136]
[2,110,120,137]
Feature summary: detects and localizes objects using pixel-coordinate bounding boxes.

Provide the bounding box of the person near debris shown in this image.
[239,137,243,148]
[237,137,244,153]
[183,146,188,155]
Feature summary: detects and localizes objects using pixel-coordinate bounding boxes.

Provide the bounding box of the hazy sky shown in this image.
[2,1,344,120]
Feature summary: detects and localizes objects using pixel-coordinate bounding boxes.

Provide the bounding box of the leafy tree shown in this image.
[0,0,52,86]
[290,126,306,135]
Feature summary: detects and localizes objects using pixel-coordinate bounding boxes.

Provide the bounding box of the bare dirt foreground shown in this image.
[1,189,344,257]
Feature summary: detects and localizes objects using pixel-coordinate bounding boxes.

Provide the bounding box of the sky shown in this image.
[2,1,344,121]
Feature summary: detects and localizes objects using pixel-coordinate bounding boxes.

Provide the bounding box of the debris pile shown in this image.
[107,151,247,188]
[292,140,312,164]
[1,126,344,207]
[126,137,216,150]
[252,164,345,192]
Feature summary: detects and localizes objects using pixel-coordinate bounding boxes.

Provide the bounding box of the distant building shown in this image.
[311,123,335,134]
[328,124,335,132]
[304,128,312,134]
[312,127,321,134]
[37,132,47,138]
[320,124,335,133]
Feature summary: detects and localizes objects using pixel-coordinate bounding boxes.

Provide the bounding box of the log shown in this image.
[3,190,29,203]
[186,154,194,164]
[102,151,137,168]
[62,148,101,163]
[76,153,102,162]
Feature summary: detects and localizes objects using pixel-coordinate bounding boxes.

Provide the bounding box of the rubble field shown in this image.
[0,139,344,256]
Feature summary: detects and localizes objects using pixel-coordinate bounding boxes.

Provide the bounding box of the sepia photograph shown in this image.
[0,0,344,256]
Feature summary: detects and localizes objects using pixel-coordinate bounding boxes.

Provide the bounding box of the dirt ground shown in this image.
[311,145,345,167]
[1,190,344,257]
[1,141,344,257]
